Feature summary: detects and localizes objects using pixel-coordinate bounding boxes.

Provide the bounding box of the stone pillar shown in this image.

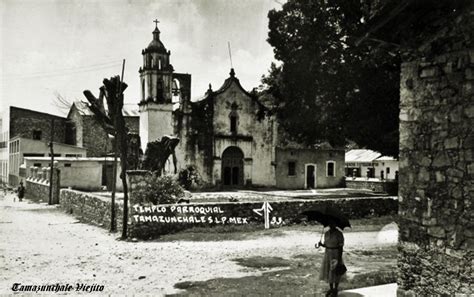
[397,45,473,295]
[126,170,151,238]
[31,167,37,179]
[45,167,51,183]
[42,167,48,181]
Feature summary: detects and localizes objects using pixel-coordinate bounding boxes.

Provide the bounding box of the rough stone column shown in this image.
[397,49,474,295]
[126,170,151,238]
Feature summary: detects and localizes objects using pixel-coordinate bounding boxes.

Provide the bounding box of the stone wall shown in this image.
[346,179,398,195]
[25,167,60,203]
[127,171,397,239]
[10,107,68,144]
[82,116,111,157]
[59,189,123,231]
[397,7,474,296]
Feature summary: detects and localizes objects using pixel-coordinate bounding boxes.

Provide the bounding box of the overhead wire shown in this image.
[1,60,124,81]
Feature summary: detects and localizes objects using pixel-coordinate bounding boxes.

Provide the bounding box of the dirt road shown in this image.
[0,192,397,295]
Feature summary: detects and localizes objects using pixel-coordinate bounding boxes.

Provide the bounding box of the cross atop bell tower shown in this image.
[139,19,173,104]
[152,19,161,40]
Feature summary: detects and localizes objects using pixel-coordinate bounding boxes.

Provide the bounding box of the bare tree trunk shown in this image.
[110,134,118,232]
[120,156,129,239]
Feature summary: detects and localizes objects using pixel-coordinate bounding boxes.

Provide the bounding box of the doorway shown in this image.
[305,164,317,189]
[222,146,244,187]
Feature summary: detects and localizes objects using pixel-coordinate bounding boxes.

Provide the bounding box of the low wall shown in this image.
[128,169,397,239]
[25,178,50,202]
[127,197,398,239]
[25,168,60,203]
[59,189,123,231]
[345,179,398,195]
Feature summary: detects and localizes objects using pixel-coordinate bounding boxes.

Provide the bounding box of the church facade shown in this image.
[138,24,345,189]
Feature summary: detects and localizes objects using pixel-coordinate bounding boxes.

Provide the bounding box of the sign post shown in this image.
[253,201,273,229]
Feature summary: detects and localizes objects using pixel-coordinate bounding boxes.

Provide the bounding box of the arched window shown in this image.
[158,57,162,69]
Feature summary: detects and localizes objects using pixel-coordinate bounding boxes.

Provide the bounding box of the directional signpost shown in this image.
[253,201,273,229]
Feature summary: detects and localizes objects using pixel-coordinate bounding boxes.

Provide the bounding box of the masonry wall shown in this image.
[346,179,398,195]
[25,167,60,203]
[82,116,111,157]
[127,171,397,239]
[10,107,67,143]
[59,189,123,231]
[397,9,474,296]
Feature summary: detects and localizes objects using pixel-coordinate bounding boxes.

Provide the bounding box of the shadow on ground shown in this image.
[168,247,397,296]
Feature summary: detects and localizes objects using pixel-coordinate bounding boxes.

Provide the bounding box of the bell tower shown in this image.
[139,20,175,150]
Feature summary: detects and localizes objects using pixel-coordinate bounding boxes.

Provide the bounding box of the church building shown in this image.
[138,23,345,189]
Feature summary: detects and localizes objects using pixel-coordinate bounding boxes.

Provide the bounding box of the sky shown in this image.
[0,0,282,117]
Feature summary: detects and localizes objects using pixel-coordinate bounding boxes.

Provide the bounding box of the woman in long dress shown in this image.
[317,220,345,296]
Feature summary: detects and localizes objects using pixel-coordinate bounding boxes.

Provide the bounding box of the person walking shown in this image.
[316,219,346,296]
[17,181,25,202]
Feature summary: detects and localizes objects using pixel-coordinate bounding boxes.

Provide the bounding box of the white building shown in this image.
[345,149,398,180]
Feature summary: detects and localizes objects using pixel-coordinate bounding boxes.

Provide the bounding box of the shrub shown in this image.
[177,165,201,190]
[136,173,185,205]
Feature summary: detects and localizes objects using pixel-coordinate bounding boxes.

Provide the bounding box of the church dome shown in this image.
[145,27,167,54]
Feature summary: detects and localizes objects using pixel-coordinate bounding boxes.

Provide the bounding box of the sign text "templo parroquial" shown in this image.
[132,205,248,225]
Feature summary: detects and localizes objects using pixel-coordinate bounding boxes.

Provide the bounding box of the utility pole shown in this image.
[49,118,54,205]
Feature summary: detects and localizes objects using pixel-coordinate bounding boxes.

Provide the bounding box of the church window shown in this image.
[158,57,162,69]
[33,130,42,140]
[288,161,296,176]
[326,161,335,177]
[230,116,237,133]
[229,111,238,134]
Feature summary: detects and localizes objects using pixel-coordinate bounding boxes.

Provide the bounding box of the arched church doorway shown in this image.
[222,146,244,187]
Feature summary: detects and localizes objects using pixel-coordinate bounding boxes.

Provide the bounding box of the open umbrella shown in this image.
[300,204,351,230]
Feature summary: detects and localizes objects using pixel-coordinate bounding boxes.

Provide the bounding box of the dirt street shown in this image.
[0,192,397,295]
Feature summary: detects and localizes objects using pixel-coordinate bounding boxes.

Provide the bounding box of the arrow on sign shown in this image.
[253,202,273,229]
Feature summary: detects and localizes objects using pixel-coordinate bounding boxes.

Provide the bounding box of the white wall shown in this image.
[374,160,399,180]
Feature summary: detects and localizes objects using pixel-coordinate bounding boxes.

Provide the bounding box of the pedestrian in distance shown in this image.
[316,219,346,297]
[17,181,25,202]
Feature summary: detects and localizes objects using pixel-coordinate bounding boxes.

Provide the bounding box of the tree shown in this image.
[264,0,400,156]
[83,76,130,239]
[141,136,180,176]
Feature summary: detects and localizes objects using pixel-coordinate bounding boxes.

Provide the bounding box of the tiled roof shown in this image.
[345,149,382,163]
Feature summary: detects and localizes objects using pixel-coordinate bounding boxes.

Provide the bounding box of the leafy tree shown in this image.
[263,0,400,156]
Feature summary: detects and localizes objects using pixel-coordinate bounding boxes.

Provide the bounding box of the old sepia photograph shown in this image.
[0,0,472,296]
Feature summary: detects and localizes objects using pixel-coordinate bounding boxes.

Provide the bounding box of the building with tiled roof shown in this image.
[345,149,398,180]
